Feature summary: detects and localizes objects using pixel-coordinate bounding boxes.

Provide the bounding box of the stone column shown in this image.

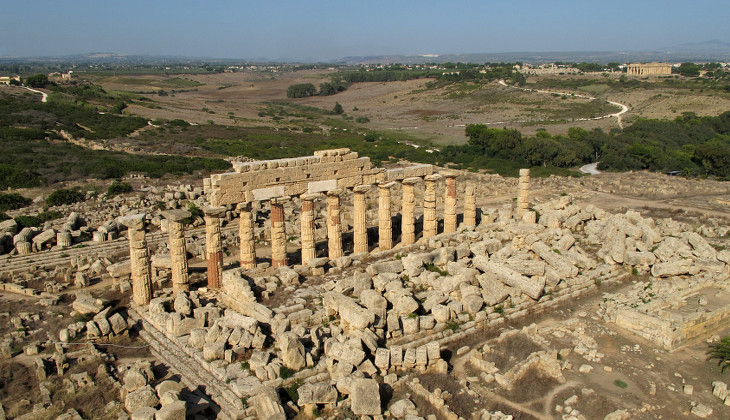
[238,202,256,270]
[443,171,458,234]
[378,182,396,251]
[463,185,477,227]
[56,231,72,248]
[162,210,191,293]
[203,206,226,290]
[119,214,153,306]
[300,193,321,265]
[353,185,372,254]
[423,174,442,238]
[516,168,530,217]
[400,177,420,246]
[326,189,343,260]
[270,198,288,268]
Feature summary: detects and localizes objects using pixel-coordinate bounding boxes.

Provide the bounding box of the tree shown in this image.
[677,62,700,77]
[286,83,316,98]
[333,102,344,115]
[25,73,48,88]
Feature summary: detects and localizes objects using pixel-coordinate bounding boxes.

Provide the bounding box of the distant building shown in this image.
[627,63,672,76]
[0,75,20,85]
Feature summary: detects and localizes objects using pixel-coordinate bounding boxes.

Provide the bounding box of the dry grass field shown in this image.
[88,69,730,147]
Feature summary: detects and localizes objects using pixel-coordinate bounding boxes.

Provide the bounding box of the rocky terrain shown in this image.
[0,168,729,420]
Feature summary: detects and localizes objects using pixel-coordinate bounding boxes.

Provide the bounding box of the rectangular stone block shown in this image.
[252,186,286,201]
[308,179,339,193]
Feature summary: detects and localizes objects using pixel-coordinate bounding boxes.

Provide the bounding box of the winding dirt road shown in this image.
[497,80,628,129]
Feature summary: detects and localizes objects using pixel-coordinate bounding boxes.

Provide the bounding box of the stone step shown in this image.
[129,308,248,419]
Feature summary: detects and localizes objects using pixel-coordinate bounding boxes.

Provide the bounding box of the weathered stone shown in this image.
[473,256,544,300]
[203,342,225,362]
[351,378,381,416]
[250,386,286,420]
[297,383,337,405]
[125,385,159,413]
[651,259,692,278]
[154,400,186,420]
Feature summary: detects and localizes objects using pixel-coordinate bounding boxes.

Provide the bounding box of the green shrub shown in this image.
[0,212,9,221]
[355,116,370,123]
[46,188,85,207]
[613,380,628,389]
[14,215,41,229]
[0,193,31,212]
[107,181,133,197]
[279,366,296,380]
[708,336,730,373]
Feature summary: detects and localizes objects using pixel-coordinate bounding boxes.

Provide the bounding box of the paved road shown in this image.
[579,162,601,175]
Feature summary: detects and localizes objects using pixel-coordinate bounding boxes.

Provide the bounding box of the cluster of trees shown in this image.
[439,111,730,178]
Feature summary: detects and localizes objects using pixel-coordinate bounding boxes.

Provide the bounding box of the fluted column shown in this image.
[353,184,371,254]
[423,174,442,238]
[326,189,343,259]
[463,185,477,227]
[378,182,396,250]
[204,206,226,290]
[162,209,191,293]
[443,171,458,233]
[238,202,256,270]
[300,193,320,265]
[517,168,530,217]
[401,177,420,246]
[270,198,288,268]
[119,214,152,306]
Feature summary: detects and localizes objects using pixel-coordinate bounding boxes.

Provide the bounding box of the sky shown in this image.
[1,0,728,61]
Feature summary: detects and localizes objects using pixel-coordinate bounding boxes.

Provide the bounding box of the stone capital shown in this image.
[236,202,252,211]
[162,209,192,222]
[440,170,459,179]
[353,184,372,193]
[378,181,397,189]
[300,192,323,201]
[326,188,344,197]
[270,196,290,205]
[203,205,227,218]
[424,174,443,182]
[401,177,422,185]
[118,213,146,230]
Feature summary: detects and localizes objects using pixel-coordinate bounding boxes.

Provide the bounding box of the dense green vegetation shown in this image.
[46,188,85,207]
[107,181,133,197]
[0,193,31,212]
[0,92,231,188]
[442,111,730,178]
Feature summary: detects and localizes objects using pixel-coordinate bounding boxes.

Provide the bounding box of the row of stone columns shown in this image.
[122,168,532,303]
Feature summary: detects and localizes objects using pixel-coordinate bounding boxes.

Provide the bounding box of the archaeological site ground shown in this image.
[0,64,729,420]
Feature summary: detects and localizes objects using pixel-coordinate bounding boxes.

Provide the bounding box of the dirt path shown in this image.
[497,80,628,129]
[21,86,48,102]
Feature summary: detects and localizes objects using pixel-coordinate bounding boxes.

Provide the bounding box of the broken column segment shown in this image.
[300,192,321,265]
[442,171,458,233]
[203,206,227,290]
[326,189,344,260]
[119,213,153,306]
[517,168,530,217]
[162,209,191,293]
[401,177,421,246]
[270,197,288,268]
[353,184,372,254]
[423,174,442,238]
[237,202,256,270]
[378,181,396,251]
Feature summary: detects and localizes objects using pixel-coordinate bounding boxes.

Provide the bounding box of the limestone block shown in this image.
[328,342,366,366]
[625,251,657,266]
[530,241,579,278]
[350,378,381,416]
[297,383,337,405]
[374,348,390,370]
[683,232,717,259]
[173,293,193,317]
[651,259,692,278]
[473,256,544,300]
[462,295,484,314]
[431,304,451,323]
[203,342,225,362]
[394,295,419,315]
[131,407,156,420]
[109,313,128,335]
[250,386,286,420]
[366,260,404,276]
[154,400,185,420]
[125,385,159,413]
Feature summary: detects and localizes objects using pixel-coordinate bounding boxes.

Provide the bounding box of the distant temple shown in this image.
[627,63,672,76]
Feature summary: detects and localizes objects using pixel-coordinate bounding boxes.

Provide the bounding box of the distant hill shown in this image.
[3,41,730,65]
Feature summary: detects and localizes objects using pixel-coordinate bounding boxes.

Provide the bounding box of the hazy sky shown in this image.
[1,0,727,60]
